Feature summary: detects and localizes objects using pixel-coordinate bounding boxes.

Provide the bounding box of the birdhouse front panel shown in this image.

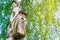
[12,11,27,39]
[17,13,26,35]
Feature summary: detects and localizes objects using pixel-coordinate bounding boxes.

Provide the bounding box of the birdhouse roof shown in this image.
[19,11,27,16]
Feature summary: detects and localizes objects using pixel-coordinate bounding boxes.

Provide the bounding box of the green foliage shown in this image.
[0,0,12,40]
[21,0,60,40]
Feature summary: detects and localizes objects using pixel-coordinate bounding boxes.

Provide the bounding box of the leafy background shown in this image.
[0,0,11,40]
[0,0,60,40]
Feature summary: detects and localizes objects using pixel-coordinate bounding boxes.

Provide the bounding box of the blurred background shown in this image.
[0,0,60,40]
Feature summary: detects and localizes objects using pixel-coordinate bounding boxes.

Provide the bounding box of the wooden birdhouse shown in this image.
[12,11,27,39]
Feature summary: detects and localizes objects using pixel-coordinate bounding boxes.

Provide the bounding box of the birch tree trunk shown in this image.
[6,0,21,40]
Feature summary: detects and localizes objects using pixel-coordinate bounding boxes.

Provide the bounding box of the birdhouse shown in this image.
[12,11,27,39]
